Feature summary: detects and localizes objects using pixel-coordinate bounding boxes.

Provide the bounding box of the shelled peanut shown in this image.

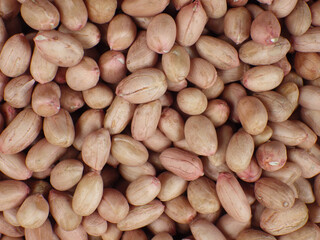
[1,0,320,239]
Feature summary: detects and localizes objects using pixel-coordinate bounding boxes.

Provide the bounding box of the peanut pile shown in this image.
[0,0,320,239]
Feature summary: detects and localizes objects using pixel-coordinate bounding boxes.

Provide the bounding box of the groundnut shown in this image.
[119,162,155,182]
[43,108,75,148]
[237,229,276,240]
[184,115,218,156]
[82,211,108,236]
[24,218,53,240]
[107,14,137,51]
[254,177,295,210]
[265,0,298,18]
[224,7,251,45]
[285,0,311,37]
[103,96,135,135]
[191,219,226,240]
[207,125,233,166]
[293,120,317,149]
[0,33,31,78]
[54,224,88,240]
[16,193,49,229]
[126,175,161,206]
[218,61,250,84]
[31,81,61,117]
[20,0,59,30]
[4,74,34,109]
[30,47,58,84]
[176,0,208,47]
[187,58,217,89]
[292,27,320,52]
[157,172,188,202]
[49,190,82,231]
[187,176,220,214]
[97,188,129,224]
[74,109,104,150]
[85,0,117,24]
[260,200,308,236]
[34,30,84,67]
[217,213,251,239]
[237,156,262,183]
[147,213,176,235]
[158,108,184,142]
[99,50,126,84]
[283,71,303,86]
[54,0,87,31]
[221,83,247,123]
[202,0,227,19]
[131,100,162,141]
[0,108,42,154]
[250,11,281,45]
[0,213,24,237]
[127,31,158,73]
[165,196,197,224]
[82,128,111,171]
[255,141,287,172]
[58,23,100,50]
[0,0,20,19]
[242,66,283,92]
[144,132,170,154]
[50,160,83,191]
[117,200,165,231]
[239,37,290,65]
[263,162,302,186]
[116,68,167,104]
[294,52,320,81]
[246,4,264,18]
[0,152,32,180]
[146,13,176,54]
[159,148,204,181]
[279,222,320,240]
[237,96,268,135]
[203,99,229,128]
[177,88,208,115]
[288,148,320,178]
[122,229,147,240]
[162,44,190,83]
[202,76,224,100]
[269,120,307,146]
[196,35,240,70]
[254,91,294,123]
[301,107,320,137]
[66,56,100,91]
[26,138,66,173]
[111,134,149,166]
[216,172,251,223]
[276,82,299,109]
[72,171,103,216]
[82,83,113,109]
[101,223,122,240]
[121,0,170,17]
[226,130,254,173]
[295,177,315,204]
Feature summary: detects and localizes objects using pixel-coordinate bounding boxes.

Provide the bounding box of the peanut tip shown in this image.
[34,35,47,41]
[117,57,125,64]
[271,38,279,43]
